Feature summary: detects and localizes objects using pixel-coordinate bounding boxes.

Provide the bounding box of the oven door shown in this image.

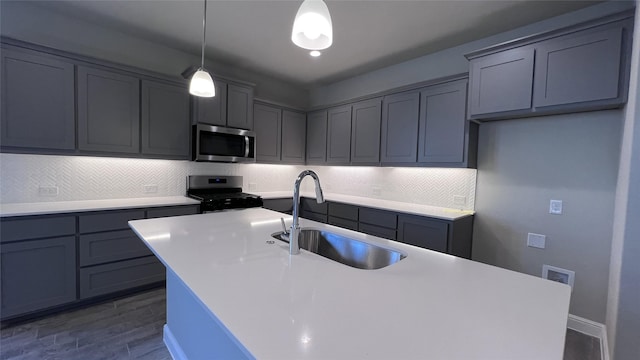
[193,124,256,162]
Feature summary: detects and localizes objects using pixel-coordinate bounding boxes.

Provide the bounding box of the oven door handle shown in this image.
[244,136,250,157]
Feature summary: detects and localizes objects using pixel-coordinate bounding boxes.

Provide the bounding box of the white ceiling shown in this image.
[34,0,600,87]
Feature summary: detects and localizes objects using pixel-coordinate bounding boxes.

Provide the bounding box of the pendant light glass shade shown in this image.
[291,0,333,50]
[190,0,216,98]
[190,68,215,97]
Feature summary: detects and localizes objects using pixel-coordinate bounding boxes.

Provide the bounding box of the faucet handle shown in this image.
[280,218,289,234]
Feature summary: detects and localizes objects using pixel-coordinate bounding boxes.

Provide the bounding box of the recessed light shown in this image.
[310,50,321,57]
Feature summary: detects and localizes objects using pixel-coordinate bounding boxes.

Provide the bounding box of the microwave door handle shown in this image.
[244,136,250,157]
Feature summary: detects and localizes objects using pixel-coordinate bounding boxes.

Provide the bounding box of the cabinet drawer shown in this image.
[328,202,358,221]
[262,198,293,214]
[79,229,152,267]
[79,209,145,233]
[328,216,358,231]
[358,223,396,241]
[397,215,448,253]
[1,236,77,319]
[80,256,165,299]
[146,205,200,219]
[1,215,76,243]
[301,197,328,214]
[301,211,328,224]
[359,208,397,229]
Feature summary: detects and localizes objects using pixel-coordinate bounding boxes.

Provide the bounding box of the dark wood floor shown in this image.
[1,287,601,360]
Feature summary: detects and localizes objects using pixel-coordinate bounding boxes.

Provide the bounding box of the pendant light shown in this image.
[291,0,333,50]
[190,0,215,97]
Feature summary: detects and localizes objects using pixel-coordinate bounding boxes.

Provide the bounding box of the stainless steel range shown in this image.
[186,175,263,212]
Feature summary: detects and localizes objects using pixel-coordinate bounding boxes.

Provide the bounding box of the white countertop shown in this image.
[256,191,474,220]
[0,196,200,217]
[129,208,570,360]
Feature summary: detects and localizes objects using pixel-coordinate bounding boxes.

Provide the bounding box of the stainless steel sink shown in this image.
[271,228,406,270]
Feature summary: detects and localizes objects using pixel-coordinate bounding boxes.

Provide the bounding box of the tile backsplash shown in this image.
[0,154,476,210]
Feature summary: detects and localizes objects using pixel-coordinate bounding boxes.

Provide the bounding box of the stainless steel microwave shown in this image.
[192,123,256,162]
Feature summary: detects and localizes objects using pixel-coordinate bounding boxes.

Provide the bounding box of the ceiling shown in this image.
[33,0,601,88]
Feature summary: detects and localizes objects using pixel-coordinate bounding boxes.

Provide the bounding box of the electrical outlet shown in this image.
[549,200,563,215]
[453,195,467,206]
[38,186,59,197]
[372,187,382,196]
[527,233,546,249]
[248,183,257,191]
[143,184,158,194]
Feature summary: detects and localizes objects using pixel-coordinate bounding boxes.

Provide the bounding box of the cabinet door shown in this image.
[533,27,623,108]
[141,80,190,158]
[418,80,467,163]
[380,91,419,163]
[468,47,534,116]
[262,198,293,214]
[79,256,165,299]
[192,80,227,126]
[326,105,352,164]
[351,98,382,164]
[1,48,75,150]
[227,84,254,130]
[281,110,307,164]
[77,66,140,153]
[254,103,282,163]
[397,215,448,253]
[79,229,152,267]
[1,236,76,319]
[306,110,327,164]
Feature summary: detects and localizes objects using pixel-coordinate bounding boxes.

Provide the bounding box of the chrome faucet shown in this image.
[290,170,324,255]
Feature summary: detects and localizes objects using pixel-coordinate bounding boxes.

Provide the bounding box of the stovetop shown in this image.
[186,175,263,212]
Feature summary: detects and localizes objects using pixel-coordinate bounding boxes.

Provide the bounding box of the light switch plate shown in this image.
[38,186,59,197]
[527,233,546,249]
[549,200,563,215]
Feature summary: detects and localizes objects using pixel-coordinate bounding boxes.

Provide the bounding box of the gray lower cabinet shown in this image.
[77,66,140,154]
[468,47,534,117]
[263,198,293,214]
[358,207,397,240]
[79,230,152,267]
[227,84,254,130]
[0,236,77,319]
[1,47,75,151]
[397,215,448,253]
[418,79,472,165]
[380,91,420,164]
[79,256,165,299]
[326,105,352,165]
[254,103,282,163]
[146,205,200,219]
[141,80,191,158]
[281,110,307,164]
[192,79,228,126]
[306,110,328,164]
[327,202,359,231]
[300,198,328,223]
[351,98,382,165]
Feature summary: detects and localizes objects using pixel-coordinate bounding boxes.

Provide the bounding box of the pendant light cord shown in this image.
[200,0,207,69]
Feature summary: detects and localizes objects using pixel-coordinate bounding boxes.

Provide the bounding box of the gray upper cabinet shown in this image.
[254,103,282,163]
[281,110,306,164]
[141,80,190,158]
[468,47,534,117]
[351,98,382,165]
[326,105,352,165]
[192,79,228,126]
[466,13,633,120]
[533,26,623,108]
[380,91,420,164]
[227,84,254,130]
[306,110,328,164]
[1,47,75,150]
[77,66,140,154]
[418,80,468,164]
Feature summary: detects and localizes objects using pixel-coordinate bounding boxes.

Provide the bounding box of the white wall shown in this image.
[0,0,309,108]
[607,2,640,359]
[0,154,476,211]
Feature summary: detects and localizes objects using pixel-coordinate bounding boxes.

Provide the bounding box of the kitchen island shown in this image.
[129,208,570,360]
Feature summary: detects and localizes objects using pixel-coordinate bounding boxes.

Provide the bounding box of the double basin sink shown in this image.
[272,228,406,270]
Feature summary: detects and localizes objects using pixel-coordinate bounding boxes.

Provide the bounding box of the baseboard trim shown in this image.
[163,324,187,360]
[567,314,609,360]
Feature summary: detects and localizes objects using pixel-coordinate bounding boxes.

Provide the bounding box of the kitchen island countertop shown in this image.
[129,207,570,360]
